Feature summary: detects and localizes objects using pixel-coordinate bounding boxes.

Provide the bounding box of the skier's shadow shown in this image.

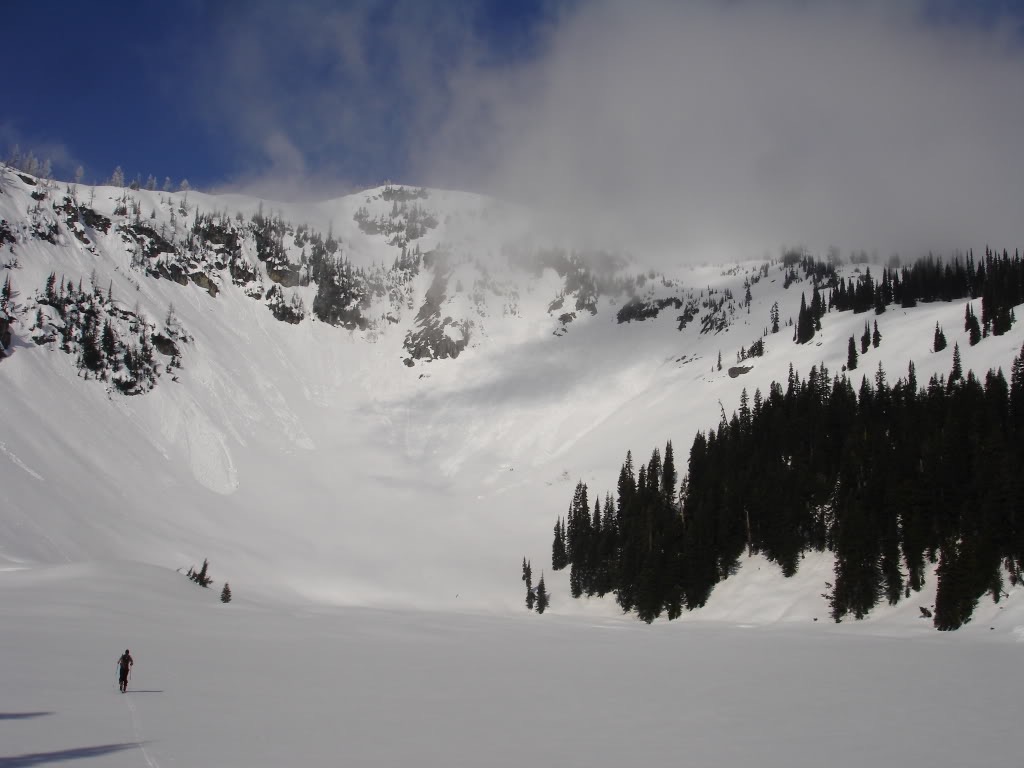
[0,713,52,721]
[124,690,163,694]
[0,741,140,766]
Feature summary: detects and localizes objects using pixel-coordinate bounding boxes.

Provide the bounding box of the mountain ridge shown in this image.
[1,163,1022,627]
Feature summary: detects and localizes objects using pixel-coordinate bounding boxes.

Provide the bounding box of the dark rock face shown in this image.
[125,224,175,259]
[616,296,683,324]
[190,271,220,298]
[51,198,101,246]
[0,314,11,353]
[194,220,240,252]
[403,316,469,364]
[154,261,189,287]
[728,365,753,378]
[79,207,112,234]
[553,311,575,336]
[265,284,304,324]
[266,263,301,287]
[229,255,259,286]
[676,299,700,330]
[402,269,470,364]
[151,333,180,358]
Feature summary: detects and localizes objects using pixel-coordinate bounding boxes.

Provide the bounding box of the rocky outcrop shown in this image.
[189,271,220,298]
[402,269,470,364]
[124,224,176,259]
[403,316,470,365]
[266,263,301,287]
[151,332,180,358]
[266,284,304,324]
[229,254,259,286]
[0,313,12,354]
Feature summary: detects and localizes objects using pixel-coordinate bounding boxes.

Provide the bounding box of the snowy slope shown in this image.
[1,164,1023,624]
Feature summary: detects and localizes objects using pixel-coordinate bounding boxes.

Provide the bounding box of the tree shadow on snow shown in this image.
[0,743,140,766]
[0,713,52,721]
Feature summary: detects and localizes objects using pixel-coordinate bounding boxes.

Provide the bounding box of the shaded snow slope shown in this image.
[1,165,1023,623]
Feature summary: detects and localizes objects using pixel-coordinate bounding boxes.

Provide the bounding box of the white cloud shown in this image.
[193,0,1024,261]
[423,0,1024,262]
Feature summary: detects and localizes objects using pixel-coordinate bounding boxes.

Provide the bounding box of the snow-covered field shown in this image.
[2,169,1024,764]
[3,561,1023,768]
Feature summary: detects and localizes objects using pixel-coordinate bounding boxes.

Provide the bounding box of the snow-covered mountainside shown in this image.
[1,163,1023,625]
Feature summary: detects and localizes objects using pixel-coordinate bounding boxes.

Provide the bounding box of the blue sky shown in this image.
[4,0,1024,259]
[2,0,559,191]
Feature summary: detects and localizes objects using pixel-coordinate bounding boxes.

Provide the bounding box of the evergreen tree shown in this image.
[860,322,871,354]
[1010,343,1024,430]
[220,583,232,603]
[101,321,117,360]
[524,558,535,610]
[872,320,881,349]
[770,301,780,333]
[535,573,549,614]
[44,272,57,304]
[552,342,1023,630]
[190,559,213,587]
[795,293,815,344]
[80,318,103,372]
[934,323,947,352]
[847,336,858,371]
[965,303,982,346]
[950,343,963,383]
[661,441,677,506]
[551,517,568,570]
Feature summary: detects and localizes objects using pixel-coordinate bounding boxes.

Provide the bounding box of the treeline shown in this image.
[794,249,1022,344]
[553,346,1024,630]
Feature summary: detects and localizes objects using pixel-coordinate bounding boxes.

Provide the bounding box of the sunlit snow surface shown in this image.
[2,562,1023,768]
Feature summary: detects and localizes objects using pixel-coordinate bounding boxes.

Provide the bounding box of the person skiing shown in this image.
[117,649,133,693]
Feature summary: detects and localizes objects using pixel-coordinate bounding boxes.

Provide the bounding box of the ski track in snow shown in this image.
[0,440,44,481]
[125,695,161,768]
